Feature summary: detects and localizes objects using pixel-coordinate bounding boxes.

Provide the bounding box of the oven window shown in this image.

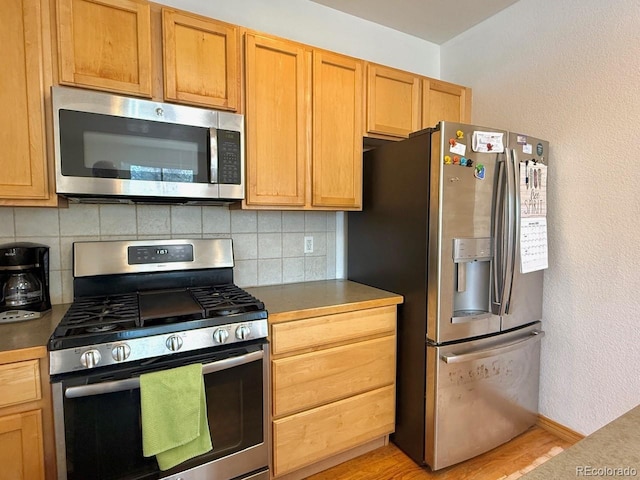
[59,110,209,184]
[61,357,264,480]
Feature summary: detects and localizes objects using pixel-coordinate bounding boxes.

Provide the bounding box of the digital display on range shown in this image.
[127,244,194,265]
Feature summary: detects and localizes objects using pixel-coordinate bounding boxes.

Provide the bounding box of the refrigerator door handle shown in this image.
[440,330,545,364]
[500,148,516,315]
[492,157,505,307]
[505,147,522,314]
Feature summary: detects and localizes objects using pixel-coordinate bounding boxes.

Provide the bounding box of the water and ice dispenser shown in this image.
[451,237,492,322]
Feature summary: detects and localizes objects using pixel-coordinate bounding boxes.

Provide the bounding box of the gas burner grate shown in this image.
[59,293,140,334]
[190,284,265,317]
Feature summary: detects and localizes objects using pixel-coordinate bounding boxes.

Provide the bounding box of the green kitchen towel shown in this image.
[140,363,213,471]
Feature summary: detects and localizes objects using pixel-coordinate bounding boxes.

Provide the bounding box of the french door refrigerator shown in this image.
[348,121,549,470]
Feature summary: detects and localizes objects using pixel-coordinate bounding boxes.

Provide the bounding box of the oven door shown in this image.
[51,342,269,480]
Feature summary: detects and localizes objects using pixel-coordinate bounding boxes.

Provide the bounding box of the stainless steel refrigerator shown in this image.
[348,121,549,470]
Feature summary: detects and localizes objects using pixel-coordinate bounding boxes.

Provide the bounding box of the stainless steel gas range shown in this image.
[48,239,270,480]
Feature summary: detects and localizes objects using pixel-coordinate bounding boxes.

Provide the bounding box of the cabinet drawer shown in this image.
[270,305,396,355]
[0,360,41,408]
[273,385,395,476]
[273,335,395,417]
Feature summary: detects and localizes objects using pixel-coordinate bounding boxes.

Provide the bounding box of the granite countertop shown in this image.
[522,405,640,479]
[0,280,402,354]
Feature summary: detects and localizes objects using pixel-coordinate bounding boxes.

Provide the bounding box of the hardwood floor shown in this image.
[305,426,574,480]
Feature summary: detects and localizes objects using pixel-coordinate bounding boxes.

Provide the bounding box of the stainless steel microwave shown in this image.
[52,86,245,204]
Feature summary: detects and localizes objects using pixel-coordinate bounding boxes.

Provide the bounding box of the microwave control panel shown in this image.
[217,130,241,185]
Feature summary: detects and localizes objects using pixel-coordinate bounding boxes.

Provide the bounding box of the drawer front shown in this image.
[273,335,395,417]
[273,385,395,476]
[0,360,41,408]
[270,305,396,355]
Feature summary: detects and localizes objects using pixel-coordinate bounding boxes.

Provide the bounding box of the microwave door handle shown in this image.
[63,350,264,399]
[210,128,218,184]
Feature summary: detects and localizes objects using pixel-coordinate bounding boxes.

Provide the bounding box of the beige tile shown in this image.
[305,256,327,281]
[258,258,283,286]
[282,212,304,232]
[283,257,305,284]
[203,206,231,234]
[283,232,304,257]
[232,233,257,260]
[15,207,60,237]
[258,211,282,232]
[0,208,15,237]
[170,205,202,235]
[137,205,171,235]
[234,260,257,287]
[61,269,74,304]
[305,211,327,232]
[258,233,282,259]
[327,231,336,279]
[99,205,137,235]
[48,270,63,305]
[59,204,100,236]
[231,210,257,233]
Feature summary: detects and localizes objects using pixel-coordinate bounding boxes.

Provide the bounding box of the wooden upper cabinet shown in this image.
[244,34,310,207]
[0,0,53,205]
[312,51,363,209]
[366,63,421,138]
[422,78,472,128]
[162,9,239,110]
[57,0,152,97]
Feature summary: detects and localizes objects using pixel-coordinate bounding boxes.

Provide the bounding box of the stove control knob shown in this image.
[166,335,183,352]
[80,349,101,369]
[236,325,251,340]
[213,328,229,344]
[111,344,131,362]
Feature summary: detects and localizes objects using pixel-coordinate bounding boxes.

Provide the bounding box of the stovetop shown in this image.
[50,284,266,349]
[48,239,269,376]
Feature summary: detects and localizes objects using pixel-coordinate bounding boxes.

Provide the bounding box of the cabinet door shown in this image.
[312,51,363,209]
[162,9,239,110]
[0,0,51,202]
[273,385,395,476]
[422,78,472,128]
[366,64,420,138]
[272,335,395,417]
[245,34,310,206]
[57,0,152,96]
[0,410,45,480]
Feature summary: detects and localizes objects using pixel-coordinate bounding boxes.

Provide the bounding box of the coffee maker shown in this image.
[0,242,51,323]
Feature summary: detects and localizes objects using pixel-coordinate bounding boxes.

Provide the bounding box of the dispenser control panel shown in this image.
[453,237,492,262]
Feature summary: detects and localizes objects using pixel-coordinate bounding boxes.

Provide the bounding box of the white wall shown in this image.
[441,0,640,435]
[153,0,440,77]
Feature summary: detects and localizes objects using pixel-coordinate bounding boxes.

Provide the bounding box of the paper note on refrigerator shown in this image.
[519,162,548,272]
[520,163,547,217]
[471,131,504,153]
[520,217,548,273]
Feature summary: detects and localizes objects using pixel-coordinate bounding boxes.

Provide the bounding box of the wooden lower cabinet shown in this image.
[0,348,55,480]
[270,305,397,478]
[273,386,395,476]
[0,410,45,480]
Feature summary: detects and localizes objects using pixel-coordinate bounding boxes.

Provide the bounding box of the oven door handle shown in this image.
[64,350,264,399]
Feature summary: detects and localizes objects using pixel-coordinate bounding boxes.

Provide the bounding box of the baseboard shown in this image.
[272,435,388,480]
[537,414,584,444]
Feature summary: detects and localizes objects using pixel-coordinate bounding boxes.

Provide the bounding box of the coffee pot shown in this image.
[0,242,51,323]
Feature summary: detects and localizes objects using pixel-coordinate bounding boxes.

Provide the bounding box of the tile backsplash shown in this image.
[0,205,337,305]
